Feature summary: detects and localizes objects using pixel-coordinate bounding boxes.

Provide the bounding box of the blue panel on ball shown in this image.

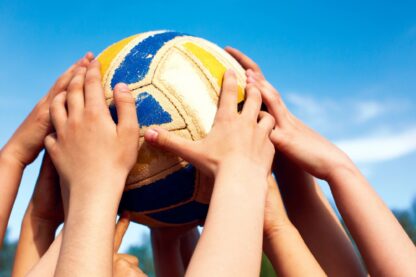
[109,92,172,126]
[148,201,209,224]
[119,165,196,213]
[111,31,184,89]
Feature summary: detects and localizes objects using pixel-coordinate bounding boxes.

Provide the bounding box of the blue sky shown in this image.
[1,0,415,250]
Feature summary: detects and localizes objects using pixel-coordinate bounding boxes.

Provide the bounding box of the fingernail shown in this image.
[247,76,256,83]
[246,69,254,76]
[145,129,159,143]
[227,69,236,76]
[116,83,130,93]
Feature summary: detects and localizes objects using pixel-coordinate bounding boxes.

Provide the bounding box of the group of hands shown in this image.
[0,47,415,277]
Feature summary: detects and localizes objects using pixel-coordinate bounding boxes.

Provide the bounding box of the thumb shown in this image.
[144,126,199,164]
[113,83,139,132]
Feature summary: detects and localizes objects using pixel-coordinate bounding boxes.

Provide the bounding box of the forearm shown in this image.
[151,229,184,277]
[186,166,267,277]
[274,155,365,276]
[329,165,416,276]
[55,182,123,277]
[180,228,199,270]
[0,148,25,246]
[12,206,58,277]
[264,224,325,276]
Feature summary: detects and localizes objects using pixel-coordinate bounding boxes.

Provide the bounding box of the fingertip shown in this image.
[85,52,94,60]
[114,83,130,93]
[225,69,236,80]
[224,46,234,52]
[144,128,159,144]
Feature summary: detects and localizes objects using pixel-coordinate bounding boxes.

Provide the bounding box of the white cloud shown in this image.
[354,101,385,123]
[335,127,416,163]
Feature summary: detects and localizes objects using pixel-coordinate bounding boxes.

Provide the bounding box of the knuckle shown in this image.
[85,106,102,119]
[85,74,101,87]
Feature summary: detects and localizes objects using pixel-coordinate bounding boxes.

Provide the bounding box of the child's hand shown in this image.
[113,254,147,277]
[144,70,275,178]
[44,60,139,200]
[226,47,353,181]
[1,53,94,167]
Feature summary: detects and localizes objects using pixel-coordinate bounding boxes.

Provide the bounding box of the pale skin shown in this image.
[44,60,140,277]
[25,218,147,277]
[12,153,63,277]
[0,53,93,247]
[227,46,366,276]
[144,70,276,277]
[263,175,325,276]
[12,59,144,277]
[226,47,416,276]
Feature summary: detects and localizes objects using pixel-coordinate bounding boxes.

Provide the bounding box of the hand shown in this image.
[113,254,147,277]
[226,47,353,181]
[1,53,94,167]
[44,60,139,202]
[144,70,275,178]
[29,152,63,228]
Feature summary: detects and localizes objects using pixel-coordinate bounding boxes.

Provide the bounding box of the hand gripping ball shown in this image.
[97,30,246,227]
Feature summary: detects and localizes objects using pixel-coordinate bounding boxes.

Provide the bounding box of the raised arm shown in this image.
[0,53,93,246]
[12,153,63,277]
[263,174,325,276]
[227,46,366,276]
[229,47,416,276]
[144,70,275,277]
[44,60,140,277]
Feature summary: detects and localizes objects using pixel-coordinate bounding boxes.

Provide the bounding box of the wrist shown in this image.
[0,143,26,170]
[263,222,297,253]
[66,176,126,212]
[326,161,360,186]
[22,211,59,237]
[217,157,269,180]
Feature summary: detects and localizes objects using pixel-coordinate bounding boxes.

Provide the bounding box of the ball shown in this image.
[97,30,246,227]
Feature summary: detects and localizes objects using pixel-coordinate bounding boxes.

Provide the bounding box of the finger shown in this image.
[67,67,87,117]
[225,46,262,73]
[85,52,94,61]
[144,126,199,164]
[258,111,276,133]
[50,91,68,132]
[48,64,79,100]
[242,84,262,121]
[259,85,285,122]
[84,60,106,108]
[113,83,139,134]
[44,133,58,155]
[116,254,139,267]
[114,213,130,253]
[216,69,238,119]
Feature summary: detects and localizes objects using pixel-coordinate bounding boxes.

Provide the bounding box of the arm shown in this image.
[274,154,366,276]
[151,226,199,277]
[12,153,63,277]
[187,162,267,277]
[144,70,275,277]
[27,214,146,277]
[231,47,416,276]
[263,175,325,276]
[227,46,366,276]
[44,61,140,277]
[0,53,93,246]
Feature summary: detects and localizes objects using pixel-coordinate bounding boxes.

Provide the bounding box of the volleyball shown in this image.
[97,30,246,227]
